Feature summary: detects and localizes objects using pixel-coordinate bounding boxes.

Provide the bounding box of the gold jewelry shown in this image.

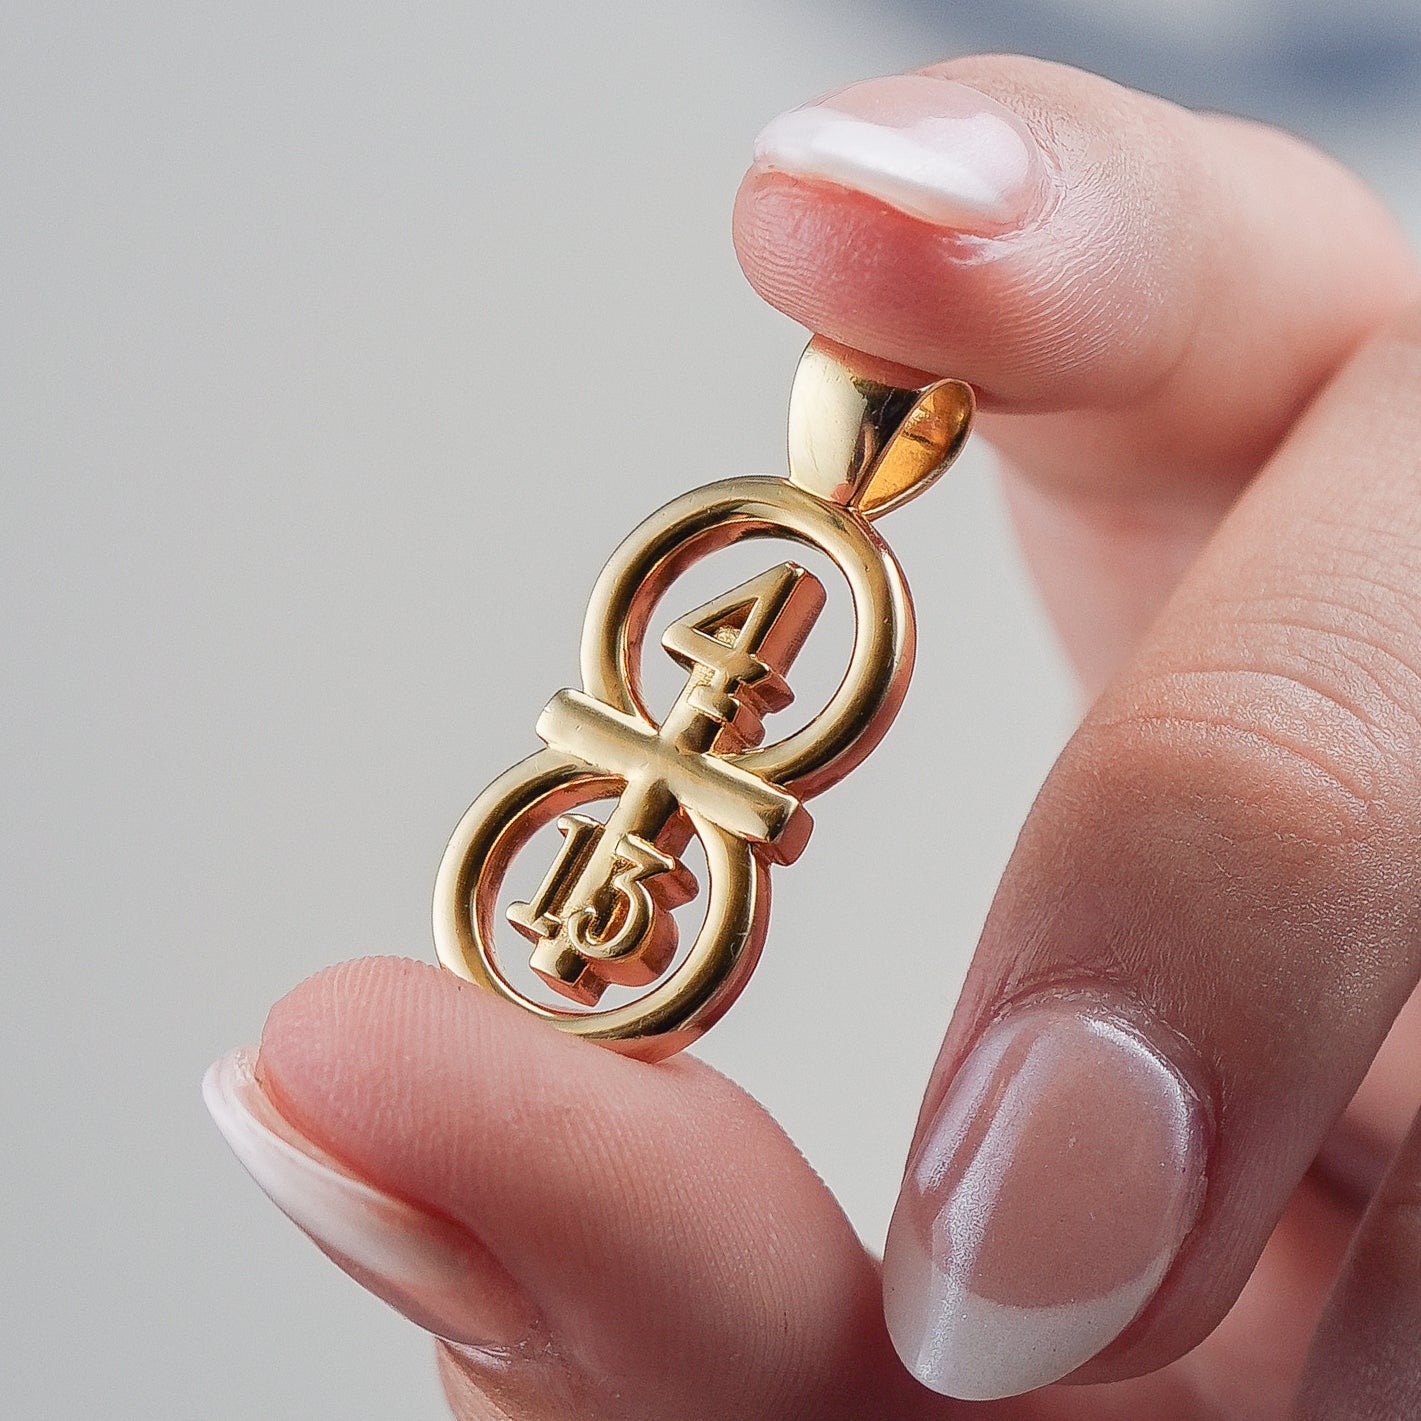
[433,338,974,1061]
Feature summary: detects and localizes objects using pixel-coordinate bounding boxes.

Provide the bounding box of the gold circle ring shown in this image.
[432,747,767,1061]
[580,475,914,800]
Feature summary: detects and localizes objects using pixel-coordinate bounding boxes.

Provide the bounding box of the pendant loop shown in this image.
[786,336,975,519]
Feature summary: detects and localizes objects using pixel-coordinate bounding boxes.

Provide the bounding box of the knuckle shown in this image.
[1118,559,1421,838]
[1055,576,1421,1012]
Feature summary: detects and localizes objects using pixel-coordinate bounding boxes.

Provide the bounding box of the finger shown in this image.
[204,956,919,1421]
[878,304,1421,1400]
[1176,1175,1354,1418]
[1295,1100,1421,1420]
[735,57,1419,687]
[1318,984,1421,1203]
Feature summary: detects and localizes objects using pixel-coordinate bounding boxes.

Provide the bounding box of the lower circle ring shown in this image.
[432,746,767,1062]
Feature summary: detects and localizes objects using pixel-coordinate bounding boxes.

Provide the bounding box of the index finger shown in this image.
[884,306,1421,1396]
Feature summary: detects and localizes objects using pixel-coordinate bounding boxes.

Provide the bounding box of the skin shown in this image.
[245,55,1421,1419]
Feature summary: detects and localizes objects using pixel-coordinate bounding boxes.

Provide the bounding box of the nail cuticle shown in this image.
[984,981,1216,1128]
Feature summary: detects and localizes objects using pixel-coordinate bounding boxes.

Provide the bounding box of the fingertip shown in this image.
[204,1039,540,1351]
[256,955,456,1150]
[258,958,526,1205]
[733,58,1196,408]
[735,53,1415,438]
[252,955,899,1418]
[257,953,576,1098]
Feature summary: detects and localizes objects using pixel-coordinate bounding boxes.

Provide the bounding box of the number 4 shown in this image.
[661,562,826,723]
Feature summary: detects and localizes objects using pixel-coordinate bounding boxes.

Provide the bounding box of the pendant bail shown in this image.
[786,336,975,520]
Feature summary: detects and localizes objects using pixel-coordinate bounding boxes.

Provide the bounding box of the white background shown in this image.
[4,2,1418,1415]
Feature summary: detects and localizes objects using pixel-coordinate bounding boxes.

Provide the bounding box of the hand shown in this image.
[205,56,1421,1420]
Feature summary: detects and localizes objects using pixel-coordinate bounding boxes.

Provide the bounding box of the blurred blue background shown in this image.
[932,0,1421,123]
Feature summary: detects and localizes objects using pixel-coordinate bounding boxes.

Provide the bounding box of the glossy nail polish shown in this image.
[752,74,1048,232]
[203,1046,539,1352]
[882,1000,1207,1400]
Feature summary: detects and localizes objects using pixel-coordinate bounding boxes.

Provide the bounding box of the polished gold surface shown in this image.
[787,336,974,518]
[433,339,975,1059]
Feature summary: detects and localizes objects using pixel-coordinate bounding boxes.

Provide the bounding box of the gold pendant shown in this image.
[433,339,974,1061]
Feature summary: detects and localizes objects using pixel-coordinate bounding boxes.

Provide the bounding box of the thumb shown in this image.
[204,956,909,1421]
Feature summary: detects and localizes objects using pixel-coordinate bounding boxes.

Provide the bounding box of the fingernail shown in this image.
[203,1046,539,1353]
[882,1000,1207,1400]
[752,74,1048,232]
